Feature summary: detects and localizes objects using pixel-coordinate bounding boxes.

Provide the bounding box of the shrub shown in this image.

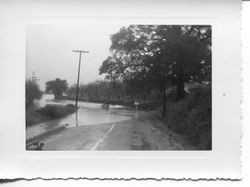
[36,104,76,119]
[164,84,211,150]
[26,104,76,127]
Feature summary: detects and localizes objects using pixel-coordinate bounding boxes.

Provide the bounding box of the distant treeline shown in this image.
[66,79,156,102]
[97,25,211,116]
[47,25,212,117]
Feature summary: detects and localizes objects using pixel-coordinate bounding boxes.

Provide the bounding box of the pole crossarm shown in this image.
[72,50,89,53]
[32,72,40,83]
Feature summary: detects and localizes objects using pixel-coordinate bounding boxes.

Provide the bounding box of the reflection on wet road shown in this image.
[27,94,190,150]
[26,94,134,140]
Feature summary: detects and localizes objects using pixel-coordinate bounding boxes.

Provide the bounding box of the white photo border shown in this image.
[0,0,241,179]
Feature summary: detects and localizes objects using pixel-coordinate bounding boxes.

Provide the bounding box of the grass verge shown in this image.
[163,85,211,150]
[26,104,76,127]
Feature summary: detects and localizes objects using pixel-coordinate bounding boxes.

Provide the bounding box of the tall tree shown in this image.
[26,79,42,107]
[99,56,124,99]
[154,25,211,99]
[45,78,68,97]
[100,25,211,116]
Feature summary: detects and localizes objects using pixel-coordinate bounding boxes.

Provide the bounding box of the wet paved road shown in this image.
[26,95,133,140]
[27,94,192,150]
[40,112,184,150]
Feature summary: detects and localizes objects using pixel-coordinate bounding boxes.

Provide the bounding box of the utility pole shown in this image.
[32,72,40,84]
[72,50,89,109]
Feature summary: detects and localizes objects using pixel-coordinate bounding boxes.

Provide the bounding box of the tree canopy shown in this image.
[26,79,42,107]
[45,78,68,97]
[99,25,211,115]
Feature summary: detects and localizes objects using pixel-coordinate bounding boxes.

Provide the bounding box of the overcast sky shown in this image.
[26,24,127,90]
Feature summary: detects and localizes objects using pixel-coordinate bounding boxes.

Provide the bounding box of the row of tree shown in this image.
[67,79,153,101]
[26,78,68,108]
[99,25,211,114]
[26,77,151,108]
[26,25,211,116]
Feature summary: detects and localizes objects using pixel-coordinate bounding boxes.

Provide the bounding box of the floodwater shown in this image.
[26,94,134,140]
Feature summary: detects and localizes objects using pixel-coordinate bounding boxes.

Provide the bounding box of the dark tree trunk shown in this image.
[176,77,185,100]
[162,89,166,117]
[161,83,166,118]
[158,87,163,97]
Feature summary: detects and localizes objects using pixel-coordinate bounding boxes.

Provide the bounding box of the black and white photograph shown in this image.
[0,0,244,183]
[26,24,212,151]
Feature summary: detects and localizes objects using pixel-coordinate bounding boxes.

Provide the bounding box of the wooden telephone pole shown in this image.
[72,50,89,108]
[32,72,40,84]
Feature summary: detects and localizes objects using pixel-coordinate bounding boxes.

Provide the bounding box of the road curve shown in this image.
[36,111,194,150]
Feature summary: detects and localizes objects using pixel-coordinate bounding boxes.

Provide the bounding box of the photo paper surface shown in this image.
[0,0,241,180]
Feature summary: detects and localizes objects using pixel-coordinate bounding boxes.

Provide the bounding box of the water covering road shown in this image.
[26,94,191,150]
[26,94,134,140]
